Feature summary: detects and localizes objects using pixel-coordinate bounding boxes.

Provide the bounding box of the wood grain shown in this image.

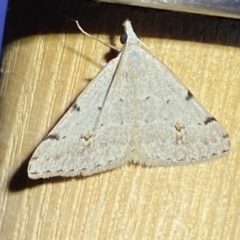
[1,1,239,239]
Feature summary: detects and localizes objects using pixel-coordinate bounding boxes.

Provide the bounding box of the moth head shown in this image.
[122,19,139,44]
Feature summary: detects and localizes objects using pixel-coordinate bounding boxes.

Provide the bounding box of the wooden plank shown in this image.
[1,2,239,239]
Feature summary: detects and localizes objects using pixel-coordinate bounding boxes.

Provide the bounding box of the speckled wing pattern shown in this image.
[124,45,230,166]
[28,53,135,178]
[28,20,230,179]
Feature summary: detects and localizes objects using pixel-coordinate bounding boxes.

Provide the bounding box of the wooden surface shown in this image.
[1,1,240,239]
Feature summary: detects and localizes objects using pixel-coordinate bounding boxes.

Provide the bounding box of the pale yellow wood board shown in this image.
[1,3,240,240]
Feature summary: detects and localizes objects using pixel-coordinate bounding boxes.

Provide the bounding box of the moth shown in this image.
[28,20,230,179]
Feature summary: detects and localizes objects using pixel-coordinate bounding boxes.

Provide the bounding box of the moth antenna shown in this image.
[75,21,120,52]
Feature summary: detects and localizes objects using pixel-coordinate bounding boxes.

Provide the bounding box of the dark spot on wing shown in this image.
[120,98,123,102]
[44,134,60,141]
[98,107,102,110]
[146,96,150,100]
[81,132,93,141]
[95,164,101,168]
[222,149,229,153]
[120,32,127,44]
[167,100,170,104]
[174,122,185,132]
[72,103,80,112]
[204,117,216,125]
[185,90,193,101]
[223,134,229,139]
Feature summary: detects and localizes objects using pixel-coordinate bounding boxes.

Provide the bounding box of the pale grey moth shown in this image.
[28,20,230,179]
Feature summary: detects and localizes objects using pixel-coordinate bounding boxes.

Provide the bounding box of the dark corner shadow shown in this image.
[3,0,240,49]
[8,152,87,192]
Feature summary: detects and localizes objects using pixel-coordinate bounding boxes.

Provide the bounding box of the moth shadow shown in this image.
[8,153,85,192]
